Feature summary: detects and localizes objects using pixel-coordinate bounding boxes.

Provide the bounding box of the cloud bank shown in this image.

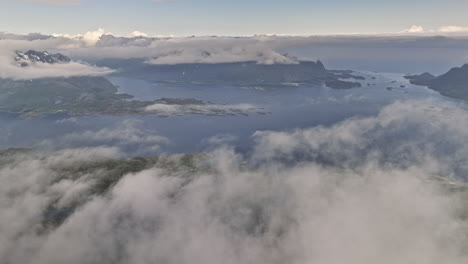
[0,59,113,80]
[2,29,468,77]
[2,99,468,263]
[400,25,468,34]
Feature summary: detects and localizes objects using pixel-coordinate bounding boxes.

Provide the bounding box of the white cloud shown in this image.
[144,37,299,65]
[204,134,238,145]
[3,30,468,72]
[145,102,259,115]
[0,36,114,79]
[400,25,425,33]
[52,28,113,46]
[41,119,169,154]
[0,59,113,80]
[130,31,149,37]
[438,25,468,33]
[399,25,468,34]
[3,100,468,263]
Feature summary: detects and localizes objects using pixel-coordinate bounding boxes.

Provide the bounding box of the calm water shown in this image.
[0,72,458,156]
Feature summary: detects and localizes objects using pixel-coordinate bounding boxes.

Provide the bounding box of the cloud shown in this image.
[60,35,300,64]
[203,134,238,146]
[17,30,299,64]
[0,36,114,79]
[41,119,170,155]
[0,59,114,80]
[145,102,259,115]
[52,28,113,46]
[438,25,468,33]
[130,31,149,37]
[2,99,468,263]
[3,30,468,74]
[400,25,425,33]
[399,25,468,35]
[143,37,299,65]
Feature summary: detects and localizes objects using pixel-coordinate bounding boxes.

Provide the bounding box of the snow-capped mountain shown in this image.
[15,50,71,67]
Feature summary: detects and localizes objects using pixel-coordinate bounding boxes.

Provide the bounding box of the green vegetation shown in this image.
[0,76,158,119]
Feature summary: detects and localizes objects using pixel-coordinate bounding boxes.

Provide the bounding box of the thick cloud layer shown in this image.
[2,99,468,264]
[3,31,468,74]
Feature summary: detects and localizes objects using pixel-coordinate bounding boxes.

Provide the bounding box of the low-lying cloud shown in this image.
[400,25,468,34]
[0,59,113,80]
[145,102,259,115]
[0,39,113,79]
[40,119,169,155]
[2,30,468,74]
[2,99,468,263]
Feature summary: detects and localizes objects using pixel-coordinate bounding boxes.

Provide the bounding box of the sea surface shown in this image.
[0,72,462,156]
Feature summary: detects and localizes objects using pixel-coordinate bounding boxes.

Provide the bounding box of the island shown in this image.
[405,64,468,100]
[96,58,364,88]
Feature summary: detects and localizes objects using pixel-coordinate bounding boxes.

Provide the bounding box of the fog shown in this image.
[2,99,468,264]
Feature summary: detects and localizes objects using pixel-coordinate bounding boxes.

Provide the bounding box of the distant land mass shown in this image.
[0,76,257,119]
[405,64,468,100]
[0,50,364,119]
[96,58,364,88]
[0,50,261,119]
[0,76,152,119]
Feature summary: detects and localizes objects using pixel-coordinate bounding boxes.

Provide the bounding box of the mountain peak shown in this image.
[15,50,71,67]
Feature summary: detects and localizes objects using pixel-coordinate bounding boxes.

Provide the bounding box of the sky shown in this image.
[1,0,468,36]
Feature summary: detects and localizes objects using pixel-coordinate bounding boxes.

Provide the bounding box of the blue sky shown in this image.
[1,0,468,36]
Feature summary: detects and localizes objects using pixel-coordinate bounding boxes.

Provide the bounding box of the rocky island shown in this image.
[405,64,468,100]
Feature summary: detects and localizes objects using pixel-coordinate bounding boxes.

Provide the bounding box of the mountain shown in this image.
[404,72,436,86]
[15,50,71,67]
[0,76,140,118]
[405,64,468,100]
[2,50,143,118]
[97,58,363,88]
